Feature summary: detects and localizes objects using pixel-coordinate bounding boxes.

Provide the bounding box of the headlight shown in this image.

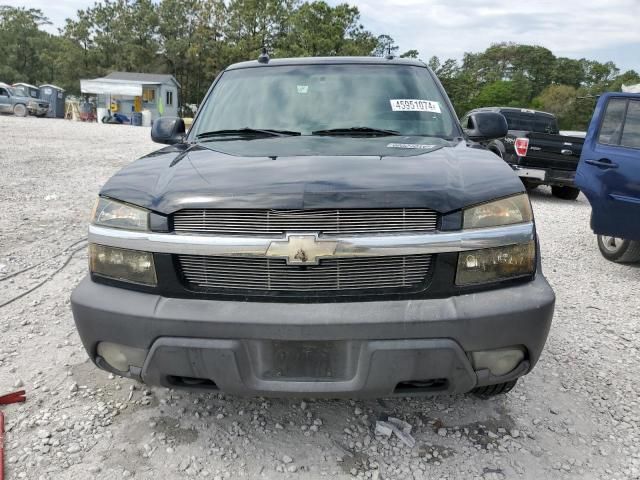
[89,244,157,286]
[458,194,536,285]
[456,241,535,286]
[463,194,532,229]
[92,197,148,231]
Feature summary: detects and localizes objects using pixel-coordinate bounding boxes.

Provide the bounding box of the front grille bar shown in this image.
[179,254,432,291]
[173,208,438,236]
[88,222,535,259]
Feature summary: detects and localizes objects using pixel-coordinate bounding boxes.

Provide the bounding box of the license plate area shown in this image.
[516,167,546,181]
[247,340,358,381]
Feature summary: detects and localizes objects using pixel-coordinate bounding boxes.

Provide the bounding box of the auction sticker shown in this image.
[390,99,441,113]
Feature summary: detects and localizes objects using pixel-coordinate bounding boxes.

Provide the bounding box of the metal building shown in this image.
[80,72,180,123]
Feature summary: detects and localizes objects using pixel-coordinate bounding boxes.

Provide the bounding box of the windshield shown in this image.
[190,64,459,139]
[502,111,559,134]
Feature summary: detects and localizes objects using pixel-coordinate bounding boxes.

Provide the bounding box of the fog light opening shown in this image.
[471,347,525,377]
[97,342,147,373]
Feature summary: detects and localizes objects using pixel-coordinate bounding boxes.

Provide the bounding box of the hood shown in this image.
[100,136,525,214]
[16,95,48,105]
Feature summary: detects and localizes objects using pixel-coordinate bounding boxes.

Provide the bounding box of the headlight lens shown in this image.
[456,241,535,286]
[92,197,148,231]
[463,194,532,229]
[89,244,157,286]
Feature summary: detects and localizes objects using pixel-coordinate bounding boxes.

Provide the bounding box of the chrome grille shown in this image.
[179,255,432,292]
[173,209,438,236]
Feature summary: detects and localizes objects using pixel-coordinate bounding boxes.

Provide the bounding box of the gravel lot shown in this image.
[0,116,638,480]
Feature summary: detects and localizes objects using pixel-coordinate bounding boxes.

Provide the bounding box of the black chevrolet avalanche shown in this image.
[71,56,555,398]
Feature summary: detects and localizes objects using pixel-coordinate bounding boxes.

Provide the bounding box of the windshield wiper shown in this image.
[196,128,301,139]
[312,127,401,137]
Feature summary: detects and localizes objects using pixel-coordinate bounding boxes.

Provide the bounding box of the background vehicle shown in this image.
[463,107,584,200]
[576,92,640,262]
[0,82,49,117]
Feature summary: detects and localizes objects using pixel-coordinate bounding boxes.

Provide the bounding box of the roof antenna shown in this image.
[385,44,394,60]
[258,46,270,64]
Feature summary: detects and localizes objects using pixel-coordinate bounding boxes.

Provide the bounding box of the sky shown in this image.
[6,0,640,73]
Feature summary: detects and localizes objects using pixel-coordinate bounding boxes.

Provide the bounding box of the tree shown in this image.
[533,84,578,128]
[400,49,419,59]
[281,2,376,57]
[582,60,619,88]
[0,6,53,83]
[552,57,585,88]
[608,70,640,92]
[471,81,520,109]
[224,0,297,62]
[371,34,397,57]
[1,1,635,130]
[157,0,226,105]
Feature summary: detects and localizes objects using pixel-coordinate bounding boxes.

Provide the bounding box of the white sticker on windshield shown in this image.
[390,99,441,113]
[297,85,309,94]
[387,143,438,150]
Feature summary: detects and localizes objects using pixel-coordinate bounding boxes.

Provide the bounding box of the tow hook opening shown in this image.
[166,375,219,390]
[394,378,448,394]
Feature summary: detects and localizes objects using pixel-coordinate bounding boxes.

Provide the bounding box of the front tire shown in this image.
[472,379,518,398]
[597,235,640,263]
[551,185,580,200]
[13,104,28,117]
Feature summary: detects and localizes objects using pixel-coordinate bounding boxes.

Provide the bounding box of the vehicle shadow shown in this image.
[526,185,586,205]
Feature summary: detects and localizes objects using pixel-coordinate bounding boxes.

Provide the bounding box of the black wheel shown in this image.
[597,235,640,263]
[489,148,502,159]
[551,186,580,200]
[13,104,28,117]
[471,379,518,398]
[521,179,539,190]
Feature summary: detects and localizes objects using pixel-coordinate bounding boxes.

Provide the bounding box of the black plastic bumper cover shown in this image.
[71,274,555,397]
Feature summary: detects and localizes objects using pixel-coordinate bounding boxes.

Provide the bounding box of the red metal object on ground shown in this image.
[1,390,26,480]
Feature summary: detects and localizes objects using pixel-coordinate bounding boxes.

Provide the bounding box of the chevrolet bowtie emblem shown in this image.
[266,235,338,265]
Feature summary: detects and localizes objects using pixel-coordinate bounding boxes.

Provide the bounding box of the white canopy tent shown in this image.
[80,78,154,96]
[622,83,640,93]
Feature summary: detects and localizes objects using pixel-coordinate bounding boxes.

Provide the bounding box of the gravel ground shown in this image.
[0,116,638,480]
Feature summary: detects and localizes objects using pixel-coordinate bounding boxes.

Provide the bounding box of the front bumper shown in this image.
[71,273,555,397]
[28,105,49,116]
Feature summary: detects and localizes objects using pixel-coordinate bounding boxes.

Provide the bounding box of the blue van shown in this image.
[575,92,640,262]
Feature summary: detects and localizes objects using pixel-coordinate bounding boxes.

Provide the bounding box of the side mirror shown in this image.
[151,117,186,145]
[462,112,508,141]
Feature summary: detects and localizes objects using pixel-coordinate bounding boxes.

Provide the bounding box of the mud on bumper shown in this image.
[71,275,555,398]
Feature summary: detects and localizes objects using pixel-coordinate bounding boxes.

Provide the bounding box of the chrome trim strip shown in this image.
[89,222,535,258]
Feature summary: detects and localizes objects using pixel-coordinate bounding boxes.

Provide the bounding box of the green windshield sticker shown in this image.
[297,85,309,94]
